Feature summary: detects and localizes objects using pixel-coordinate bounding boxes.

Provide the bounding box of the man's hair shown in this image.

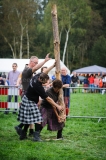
[39,73,49,81]
[53,79,63,88]
[30,56,38,60]
[12,63,17,66]
[41,66,47,73]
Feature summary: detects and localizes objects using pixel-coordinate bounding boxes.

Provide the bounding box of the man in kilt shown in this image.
[17,72,64,141]
[40,79,66,139]
[15,53,52,136]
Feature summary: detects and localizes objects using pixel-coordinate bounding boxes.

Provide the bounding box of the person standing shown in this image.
[61,67,71,116]
[4,63,20,114]
[88,74,94,93]
[83,74,89,93]
[17,72,63,141]
[0,76,5,85]
[15,53,52,136]
[94,75,99,93]
[71,72,79,93]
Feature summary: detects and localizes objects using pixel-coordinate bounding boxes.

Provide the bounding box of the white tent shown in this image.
[0,58,70,78]
[73,65,106,73]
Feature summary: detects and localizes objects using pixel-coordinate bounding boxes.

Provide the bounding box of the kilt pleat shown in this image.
[17,95,43,124]
[40,107,64,131]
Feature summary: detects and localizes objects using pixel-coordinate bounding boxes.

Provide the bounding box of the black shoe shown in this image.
[4,111,9,114]
[57,136,63,140]
[14,126,22,136]
[12,111,17,114]
[13,109,17,114]
[57,133,63,140]
[33,131,42,142]
[19,130,27,140]
[28,132,34,137]
[4,109,10,114]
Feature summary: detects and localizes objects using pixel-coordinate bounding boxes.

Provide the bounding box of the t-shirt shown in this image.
[41,87,59,109]
[71,76,79,83]
[22,67,33,91]
[99,80,103,88]
[94,78,99,86]
[26,73,48,103]
[8,70,20,86]
[88,76,94,84]
[61,74,71,97]
[84,78,89,85]
[0,79,5,85]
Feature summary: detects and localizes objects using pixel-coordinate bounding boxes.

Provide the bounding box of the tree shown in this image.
[0,0,37,58]
[90,36,106,67]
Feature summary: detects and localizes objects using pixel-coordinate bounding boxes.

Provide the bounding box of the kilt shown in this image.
[40,107,64,131]
[17,95,43,124]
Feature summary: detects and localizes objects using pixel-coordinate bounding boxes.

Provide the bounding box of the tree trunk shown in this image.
[19,26,23,59]
[2,34,15,58]
[51,4,65,123]
[26,19,29,59]
[62,29,70,63]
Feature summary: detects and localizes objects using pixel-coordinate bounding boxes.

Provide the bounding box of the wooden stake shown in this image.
[51,4,66,123]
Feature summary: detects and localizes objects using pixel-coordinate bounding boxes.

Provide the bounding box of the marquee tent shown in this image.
[73,65,106,73]
[0,58,70,77]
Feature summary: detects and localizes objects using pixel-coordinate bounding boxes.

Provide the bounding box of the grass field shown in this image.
[0,93,106,160]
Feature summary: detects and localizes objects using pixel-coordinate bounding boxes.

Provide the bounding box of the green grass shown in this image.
[0,93,106,160]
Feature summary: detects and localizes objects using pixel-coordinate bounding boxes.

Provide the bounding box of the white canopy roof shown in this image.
[0,58,70,77]
[73,65,106,73]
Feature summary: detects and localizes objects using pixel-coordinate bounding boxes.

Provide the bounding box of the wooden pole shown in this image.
[51,4,66,122]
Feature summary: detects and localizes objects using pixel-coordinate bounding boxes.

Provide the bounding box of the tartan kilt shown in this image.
[40,107,64,131]
[17,95,43,124]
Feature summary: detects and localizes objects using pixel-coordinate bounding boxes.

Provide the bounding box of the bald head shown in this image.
[61,67,67,76]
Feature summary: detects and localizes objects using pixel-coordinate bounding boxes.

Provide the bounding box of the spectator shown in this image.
[94,75,99,93]
[83,74,89,93]
[71,72,79,93]
[4,63,20,114]
[102,74,106,95]
[1,72,6,79]
[98,72,101,78]
[0,76,5,85]
[102,74,106,88]
[61,67,71,116]
[88,74,94,93]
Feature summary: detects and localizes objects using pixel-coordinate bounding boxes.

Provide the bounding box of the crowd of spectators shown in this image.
[70,72,106,94]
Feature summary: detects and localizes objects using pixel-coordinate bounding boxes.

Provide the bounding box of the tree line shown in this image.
[0,0,106,71]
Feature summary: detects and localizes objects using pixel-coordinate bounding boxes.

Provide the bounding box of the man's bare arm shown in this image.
[32,53,51,73]
[43,61,56,74]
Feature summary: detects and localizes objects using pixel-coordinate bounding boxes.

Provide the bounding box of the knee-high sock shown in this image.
[35,123,42,132]
[57,129,63,138]
[23,124,29,132]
